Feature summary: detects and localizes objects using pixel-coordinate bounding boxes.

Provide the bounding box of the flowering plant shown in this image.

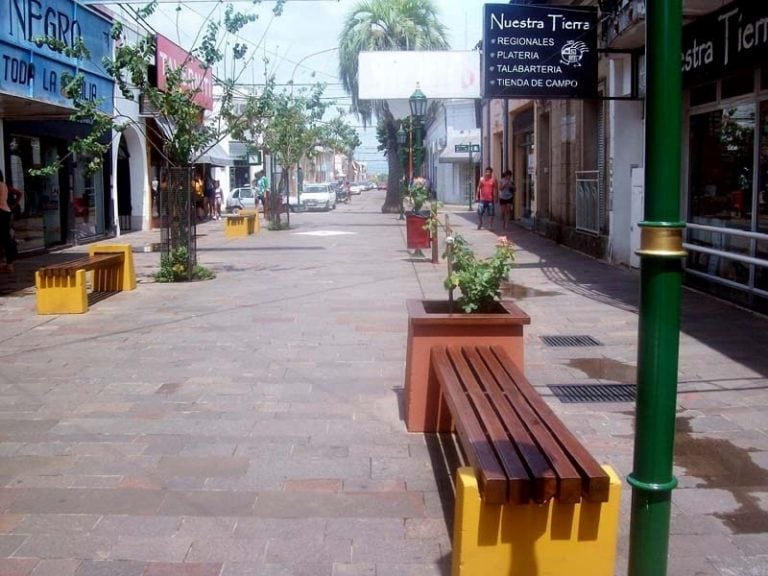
[407,177,430,213]
[444,235,515,313]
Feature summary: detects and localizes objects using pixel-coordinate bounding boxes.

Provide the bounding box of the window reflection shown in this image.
[688,105,755,285]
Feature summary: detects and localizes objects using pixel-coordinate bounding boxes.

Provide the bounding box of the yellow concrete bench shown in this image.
[224,213,257,238]
[429,345,621,576]
[35,244,136,314]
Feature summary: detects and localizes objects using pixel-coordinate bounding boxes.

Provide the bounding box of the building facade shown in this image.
[482,0,767,312]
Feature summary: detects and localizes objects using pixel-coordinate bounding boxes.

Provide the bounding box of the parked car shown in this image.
[300,183,336,211]
[226,186,260,213]
[349,182,365,195]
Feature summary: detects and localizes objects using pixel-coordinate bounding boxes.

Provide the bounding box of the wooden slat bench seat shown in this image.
[35,244,136,314]
[431,344,610,505]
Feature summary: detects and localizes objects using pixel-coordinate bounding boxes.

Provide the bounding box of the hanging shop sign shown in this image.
[682,0,768,87]
[482,3,597,99]
[156,34,213,111]
[0,0,114,113]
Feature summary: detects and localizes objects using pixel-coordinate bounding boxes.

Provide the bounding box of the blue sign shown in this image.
[0,0,114,113]
[483,3,598,99]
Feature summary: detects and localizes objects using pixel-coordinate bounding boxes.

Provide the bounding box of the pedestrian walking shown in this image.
[0,170,18,273]
[499,169,515,229]
[476,166,498,230]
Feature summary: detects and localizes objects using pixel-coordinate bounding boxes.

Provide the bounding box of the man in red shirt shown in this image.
[476,166,498,230]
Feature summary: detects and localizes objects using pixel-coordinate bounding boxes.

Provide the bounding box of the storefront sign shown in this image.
[482,3,597,99]
[682,0,768,86]
[156,34,213,111]
[455,144,480,153]
[0,0,114,113]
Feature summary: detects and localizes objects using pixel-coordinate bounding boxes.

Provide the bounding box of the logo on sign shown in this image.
[560,40,589,67]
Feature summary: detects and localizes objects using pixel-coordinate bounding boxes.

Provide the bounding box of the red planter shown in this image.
[406,213,431,249]
[403,299,531,433]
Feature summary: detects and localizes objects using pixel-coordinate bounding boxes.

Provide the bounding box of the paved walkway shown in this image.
[0,190,766,576]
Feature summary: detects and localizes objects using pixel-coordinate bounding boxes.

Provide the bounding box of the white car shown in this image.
[226,186,259,213]
[299,183,336,211]
[349,182,364,195]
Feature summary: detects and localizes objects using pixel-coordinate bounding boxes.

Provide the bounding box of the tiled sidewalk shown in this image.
[0,191,766,576]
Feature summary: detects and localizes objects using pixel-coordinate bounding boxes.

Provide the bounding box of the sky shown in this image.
[130,0,491,174]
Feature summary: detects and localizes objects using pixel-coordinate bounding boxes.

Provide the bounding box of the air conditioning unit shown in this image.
[437,137,446,149]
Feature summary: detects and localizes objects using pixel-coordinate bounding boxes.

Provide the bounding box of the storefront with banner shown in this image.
[683,0,768,311]
[0,0,114,252]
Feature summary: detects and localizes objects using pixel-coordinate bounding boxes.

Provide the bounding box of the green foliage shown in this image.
[32,1,278,176]
[338,0,448,211]
[155,247,215,282]
[444,235,515,313]
[408,177,429,212]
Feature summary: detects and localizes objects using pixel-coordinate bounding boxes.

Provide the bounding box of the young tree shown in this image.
[338,0,448,213]
[34,1,281,278]
[261,84,359,228]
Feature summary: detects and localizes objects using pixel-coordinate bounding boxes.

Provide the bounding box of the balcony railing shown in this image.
[600,0,646,49]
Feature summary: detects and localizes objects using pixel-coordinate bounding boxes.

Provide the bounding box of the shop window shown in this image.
[759,101,768,234]
[721,69,754,100]
[688,106,755,285]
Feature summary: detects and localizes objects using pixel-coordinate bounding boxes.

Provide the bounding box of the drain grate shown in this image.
[541,335,603,347]
[548,384,636,403]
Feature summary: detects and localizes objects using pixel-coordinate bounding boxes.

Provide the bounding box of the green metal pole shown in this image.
[627,2,685,576]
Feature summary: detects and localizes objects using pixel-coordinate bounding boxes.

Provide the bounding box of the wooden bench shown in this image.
[35,244,136,314]
[428,344,621,576]
[224,213,257,238]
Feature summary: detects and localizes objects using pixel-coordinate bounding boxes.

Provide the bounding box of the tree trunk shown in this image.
[382,118,404,214]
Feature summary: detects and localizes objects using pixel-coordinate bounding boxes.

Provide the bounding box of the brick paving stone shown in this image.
[30,558,80,576]
[7,488,165,515]
[142,563,223,576]
[0,534,26,555]
[264,538,351,565]
[283,479,342,493]
[330,564,375,576]
[0,558,38,576]
[184,537,265,563]
[94,516,182,538]
[109,536,194,562]
[251,492,425,519]
[157,491,256,517]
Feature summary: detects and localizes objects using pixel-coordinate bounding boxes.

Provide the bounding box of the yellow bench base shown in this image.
[453,466,621,576]
[35,244,136,314]
[224,214,258,237]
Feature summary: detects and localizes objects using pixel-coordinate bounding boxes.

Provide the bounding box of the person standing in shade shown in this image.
[498,169,515,229]
[0,170,18,273]
[476,166,498,230]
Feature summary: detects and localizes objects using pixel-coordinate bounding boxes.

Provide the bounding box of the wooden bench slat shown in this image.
[38,253,124,281]
[445,347,532,504]
[489,345,611,503]
[431,347,508,505]
[472,345,583,504]
[457,345,559,502]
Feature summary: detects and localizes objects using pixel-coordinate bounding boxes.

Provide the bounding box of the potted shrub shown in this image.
[405,178,431,250]
[403,234,530,432]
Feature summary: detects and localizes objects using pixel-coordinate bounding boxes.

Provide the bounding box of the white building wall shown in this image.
[425,100,479,206]
[607,56,645,267]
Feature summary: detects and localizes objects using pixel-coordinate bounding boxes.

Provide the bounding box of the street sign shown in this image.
[482,3,598,99]
[455,144,481,153]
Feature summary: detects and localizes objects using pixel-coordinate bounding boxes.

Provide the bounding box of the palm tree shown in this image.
[338,0,449,213]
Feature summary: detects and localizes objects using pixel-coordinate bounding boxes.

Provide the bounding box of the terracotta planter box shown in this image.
[404,299,531,433]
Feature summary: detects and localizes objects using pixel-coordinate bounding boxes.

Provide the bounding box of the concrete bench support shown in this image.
[453,465,621,576]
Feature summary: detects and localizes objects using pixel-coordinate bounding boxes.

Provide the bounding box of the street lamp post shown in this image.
[397,125,407,219]
[409,84,427,179]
